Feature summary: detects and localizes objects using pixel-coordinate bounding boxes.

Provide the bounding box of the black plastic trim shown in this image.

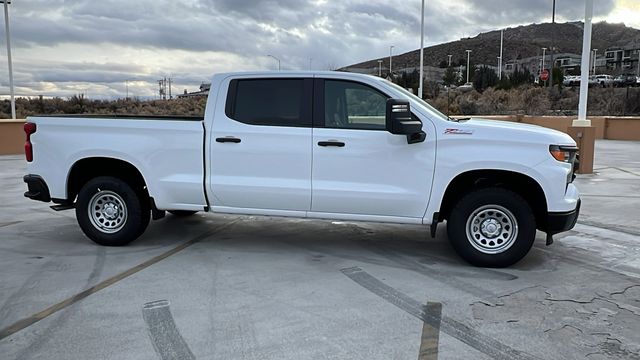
[545,199,581,235]
[23,174,51,202]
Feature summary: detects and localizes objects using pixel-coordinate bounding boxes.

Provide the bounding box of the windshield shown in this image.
[383,80,450,121]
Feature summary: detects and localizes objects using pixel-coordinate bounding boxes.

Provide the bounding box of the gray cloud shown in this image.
[0,0,625,98]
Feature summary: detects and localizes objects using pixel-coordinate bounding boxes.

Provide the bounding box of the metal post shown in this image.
[267,55,280,71]
[592,49,598,75]
[499,29,503,80]
[447,54,452,67]
[2,0,15,119]
[466,50,472,83]
[550,0,556,88]
[378,60,382,77]
[542,47,547,85]
[576,0,593,125]
[389,45,394,77]
[418,0,425,98]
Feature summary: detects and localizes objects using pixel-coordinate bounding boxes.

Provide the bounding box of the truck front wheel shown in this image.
[76,176,150,246]
[447,188,536,267]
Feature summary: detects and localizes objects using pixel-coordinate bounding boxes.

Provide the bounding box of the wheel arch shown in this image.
[438,169,548,231]
[67,157,149,204]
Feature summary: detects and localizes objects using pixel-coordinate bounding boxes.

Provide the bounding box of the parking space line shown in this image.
[418,302,442,360]
[0,220,239,341]
[341,267,539,360]
[142,300,195,360]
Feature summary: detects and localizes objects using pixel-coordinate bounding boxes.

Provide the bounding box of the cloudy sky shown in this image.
[0,0,638,99]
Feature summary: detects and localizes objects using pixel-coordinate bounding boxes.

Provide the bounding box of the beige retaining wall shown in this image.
[1,116,639,156]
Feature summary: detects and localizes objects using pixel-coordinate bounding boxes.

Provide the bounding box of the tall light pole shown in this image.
[465,50,472,83]
[267,54,281,71]
[576,0,594,126]
[447,54,452,67]
[389,45,394,77]
[2,0,15,119]
[378,60,382,77]
[550,0,556,88]
[499,29,504,80]
[542,47,547,74]
[418,0,425,99]
[592,48,598,74]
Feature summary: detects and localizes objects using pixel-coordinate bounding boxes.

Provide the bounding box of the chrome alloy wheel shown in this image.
[465,205,518,254]
[88,190,128,234]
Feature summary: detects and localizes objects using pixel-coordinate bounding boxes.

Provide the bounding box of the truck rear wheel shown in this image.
[447,188,536,267]
[76,176,150,246]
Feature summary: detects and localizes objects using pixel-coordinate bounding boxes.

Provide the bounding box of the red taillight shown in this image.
[24,122,36,162]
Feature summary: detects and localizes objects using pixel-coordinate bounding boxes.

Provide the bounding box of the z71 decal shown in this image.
[444,128,474,135]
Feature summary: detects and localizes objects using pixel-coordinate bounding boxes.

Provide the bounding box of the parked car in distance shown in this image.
[562,75,580,87]
[458,82,474,92]
[613,74,637,87]
[594,74,614,87]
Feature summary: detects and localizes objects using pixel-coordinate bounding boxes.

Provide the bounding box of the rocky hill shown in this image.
[343,22,640,70]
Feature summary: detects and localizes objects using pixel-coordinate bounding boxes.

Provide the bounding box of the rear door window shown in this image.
[226,79,311,127]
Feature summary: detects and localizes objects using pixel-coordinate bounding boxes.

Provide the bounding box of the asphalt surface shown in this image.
[0,139,639,360]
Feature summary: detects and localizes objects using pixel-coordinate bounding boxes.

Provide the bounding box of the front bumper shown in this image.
[546,198,581,235]
[23,174,51,202]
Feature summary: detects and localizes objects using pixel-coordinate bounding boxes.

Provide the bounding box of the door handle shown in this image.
[216,137,241,143]
[317,141,345,147]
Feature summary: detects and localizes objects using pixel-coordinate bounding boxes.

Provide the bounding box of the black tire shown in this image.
[76,176,150,246]
[447,188,536,268]
[168,210,198,217]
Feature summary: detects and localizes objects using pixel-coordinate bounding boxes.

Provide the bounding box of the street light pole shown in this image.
[592,48,598,74]
[378,60,382,77]
[576,0,594,125]
[389,45,394,77]
[465,50,472,83]
[447,54,452,67]
[499,29,503,80]
[418,0,425,99]
[550,0,556,88]
[2,0,15,119]
[267,54,281,71]
[542,47,547,85]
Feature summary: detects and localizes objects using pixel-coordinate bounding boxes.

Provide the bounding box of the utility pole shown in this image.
[389,45,394,77]
[499,29,504,80]
[125,80,129,100]
[466,50,472,83]
[418,0,425,99]
[550,0,556,88]
[378,60,382,77]
[168,77,172,99]
[1,0,15,119]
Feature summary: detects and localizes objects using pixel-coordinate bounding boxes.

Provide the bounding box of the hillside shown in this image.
[343,22,640,70]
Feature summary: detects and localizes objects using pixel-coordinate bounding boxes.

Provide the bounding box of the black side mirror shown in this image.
[386,99,425,144]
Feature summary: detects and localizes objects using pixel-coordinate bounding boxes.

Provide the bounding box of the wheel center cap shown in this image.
[481,219,502,238]
[103,204,117,219]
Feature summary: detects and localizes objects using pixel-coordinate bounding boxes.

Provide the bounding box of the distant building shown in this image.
[177,83,211,98]
[605,41,640,72]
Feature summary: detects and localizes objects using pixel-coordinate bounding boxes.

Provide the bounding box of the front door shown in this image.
[311,78,435,219]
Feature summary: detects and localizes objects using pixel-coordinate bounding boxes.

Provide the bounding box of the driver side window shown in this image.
[324,80,388,130]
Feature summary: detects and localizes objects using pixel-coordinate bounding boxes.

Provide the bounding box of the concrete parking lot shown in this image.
[1,140,639,360]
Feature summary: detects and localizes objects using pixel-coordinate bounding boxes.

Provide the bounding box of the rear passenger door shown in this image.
[209,77,313,212]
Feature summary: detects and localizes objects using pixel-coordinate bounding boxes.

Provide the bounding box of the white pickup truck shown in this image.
[23,71,580,267]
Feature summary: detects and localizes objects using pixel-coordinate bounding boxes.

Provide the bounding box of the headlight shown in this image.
[549,145,578,163]
[550,145,579,184]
